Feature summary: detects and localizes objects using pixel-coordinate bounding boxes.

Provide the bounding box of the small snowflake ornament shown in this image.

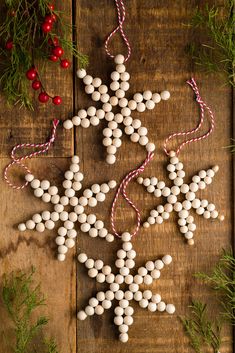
[77,232,175,343]
[137,151,224,245]
[18,155,117,260]
[63,54,170,164]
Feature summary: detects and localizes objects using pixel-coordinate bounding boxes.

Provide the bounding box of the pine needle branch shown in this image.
[180,300,222,353]
[1,268,59,353]
[195,249,235,324]
[187,0,235,86]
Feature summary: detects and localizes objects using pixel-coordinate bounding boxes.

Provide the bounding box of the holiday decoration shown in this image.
[77,232,175,343]
[17,155,117,261]
[0,1,88,108]
[137,78,224,245]
[63,53,170,164]
[137,154,223,245]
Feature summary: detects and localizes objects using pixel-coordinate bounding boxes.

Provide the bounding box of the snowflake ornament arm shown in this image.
[137,151,224,245]
[17,156,116,261]
[77,232,175,343]
[63,54,170,165]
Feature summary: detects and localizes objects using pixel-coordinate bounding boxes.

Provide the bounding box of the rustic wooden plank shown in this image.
[0,1,74,158]
[0,158,77,353]
[75,1,233,352]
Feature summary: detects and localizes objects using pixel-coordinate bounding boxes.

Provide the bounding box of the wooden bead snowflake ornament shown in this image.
[17,155,117,261]
[63,53,170,165]
[77,232,175,343]
[137,78,224,245]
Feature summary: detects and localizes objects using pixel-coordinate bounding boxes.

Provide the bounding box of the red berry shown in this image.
[5,40,13,50]
[26,68,37,80]
[52,96,62,105]
[48,4,55,10]
[38,92,49,103]
[48,36,59,46]
[49,54,58,62]
[42,22,52,33]
[32,80,41,90]
[52,46,64,57]
[44,15,54,24]
[60,59,70,69]
[51,13,57,22]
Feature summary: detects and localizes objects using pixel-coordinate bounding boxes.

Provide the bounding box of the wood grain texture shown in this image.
[0,0,233,353]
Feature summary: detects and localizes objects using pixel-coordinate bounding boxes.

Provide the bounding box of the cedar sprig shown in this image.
[195,249,235,324]
[187,0,235,86]
[181,300,222,353]
[2,268,59,353]
[0,0,88,109]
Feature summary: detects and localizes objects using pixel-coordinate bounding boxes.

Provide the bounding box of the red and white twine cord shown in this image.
[4,119,59,190]
[163,78,215,156]
[105,0,131,62]
[111,152,154,238]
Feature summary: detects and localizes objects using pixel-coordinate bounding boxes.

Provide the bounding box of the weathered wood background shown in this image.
[0,1,233,352]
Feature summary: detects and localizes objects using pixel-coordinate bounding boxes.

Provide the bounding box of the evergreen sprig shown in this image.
[1,268,59,353]
[195,249,235,324]
[0,0,88,109]
[181,301,222,353]
[187,0,235,86]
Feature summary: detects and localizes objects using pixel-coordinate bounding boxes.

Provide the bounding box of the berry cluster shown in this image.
[26,67,62,105]
[25,4,71,105]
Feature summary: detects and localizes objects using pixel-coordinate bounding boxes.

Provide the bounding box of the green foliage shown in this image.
[2,268,59,353]
[181,301,221,353]
[195,249,235,324]
[0,0,88,109]
[187,0,235,86]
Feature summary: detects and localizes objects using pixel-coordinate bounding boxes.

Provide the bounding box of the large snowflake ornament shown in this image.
[63,54,170,164]
[18,155,117,261]
[137,151,224,245]
[77,232,175,343]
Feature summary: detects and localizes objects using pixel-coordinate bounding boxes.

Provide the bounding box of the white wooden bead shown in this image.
[182,200,192,210]
[77,69,86,79]
[78,253,88,263]
[136,102,145,112]
[116,64,126,73]
[85,306,95,316]
[77,310,87,320]
[98,228,108,237]
[146,142,155,152]
[120,267,129,277]
[115,290,124,300]
[51,212,60,221]
[138,267,147,276]
[139,299,148,308]
[114,54,125,64]
[151,269,160,279]
[139,136,148,146]
[65,238,75,248]
[114,316,123,326]
[95,259,104,270]
[121,107,131,116]
[125,259,135,269]
[96,291,105,301]
[186,192,195,201]
[110,282,119,292]
[92,77,102,87]
[144,274,153,285]
[58,227,67,236]
[133,291,142,301]
[124,315,133,325]
[95,305,104,315]
[129,283,139,293]
[106,154,116,164]
[85,84,94,94]
[35,223,44,232]
[155,259,164,270]
[119,324,129,334]
[120,81,130,91]
[115,306,124,316]
[119,333,129,343]
[106,233,114,242]
[105,290,115,301]
[102,265,112,275]
[90,116,100,126]
[151,294,161,304]
[125,306,134,316]
[145,261,155,271]
[148,302,157,312]
[40,180,50,190]
[115,89,125,98]
[83,75,93,85]
[108,180,117,189]
[89,297,99,307]
[96,273,106,283]
[89,228,98,238]
[81,223,90,232]
[25,173,34,182]
[119,299,129,309]
[125,275,134,285]
[127,249,136,259]
[110,81,119,91]
[115,274,124,284]
[58,245,68,254]
[160,90,170,100]
[63,119,73,129]
[121,232,131,242]
[18,223,26,231]
[80,118,90,128]
[162,255,172,265]
[111,71,120,81]
[157,301,166,311]
[166,304,175,314]
[41,210,50,221]
[85,258,94,269]
[34,188,44,197]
